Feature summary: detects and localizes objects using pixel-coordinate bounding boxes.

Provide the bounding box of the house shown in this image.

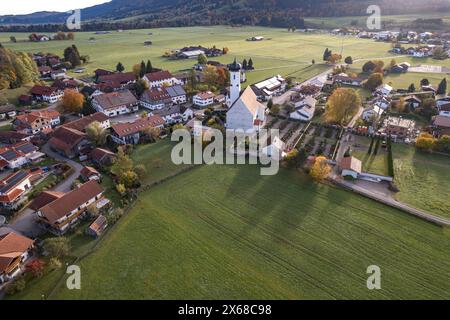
[261,136,286,158]
[436,95,450,108]
[140,87,172,110]
[0,170,33,210]
[362,105,384,122]
[86,215,108,238]
[382,116,416,139]
[333,74,364,87]
[439,110,450,118]
[289,96,317,121]
[152,105,193,125]
[340,156,362,179]
[0,104,17,120]
[193,91,215,108]
[30,85,64,103]
[29,191,65,212]
[38,66,52,78]
[92,90,139,118]
[48,127,90,158]
[80,166,101,182]
[0,131,31,145]
[227,86,266,132]
[247,36,264,41]
[96,72,136,89]
[111,116,165,145]
[18,95,32,106]
[0,141,44,169]
[0,232,34,284]
[50,70,66,80]
[177,50,205,59]
[404,95,421,109]
[13,110,60,135]
[250,75,287,101]
[391,62,410,73]
[37,180,106,235]
[63,112,111,132]
[90,148,116,167]
[373,97,390,110]
[375,84,393,97]
[431,115,450,137]
[165,85,187,105]
[51,79,78,91]
[143,71,178,88]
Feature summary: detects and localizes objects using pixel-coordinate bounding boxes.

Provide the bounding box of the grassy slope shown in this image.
[393,144,450,219]
[47,165,450,300]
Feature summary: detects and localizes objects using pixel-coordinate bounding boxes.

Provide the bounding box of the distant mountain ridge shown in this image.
[0,0,449,27]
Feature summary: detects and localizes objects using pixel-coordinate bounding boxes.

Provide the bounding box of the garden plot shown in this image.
[296,124,340,158]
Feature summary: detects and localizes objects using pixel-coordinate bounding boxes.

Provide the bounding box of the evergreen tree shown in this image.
[146,60,152,73]
[437,78,447,95]
[323,48,331,61]
[248,58,254,70]
[420,78,430,86]
[408,83,415,93]
[116,62,124,73]
[242,59,248,70]
[139,61,146,78]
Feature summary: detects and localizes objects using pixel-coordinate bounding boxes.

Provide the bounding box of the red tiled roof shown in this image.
[195,91,215,100]
[40,181,104,225]
[93,90,138,110]
[81,166,99,178]
[30,85,59,96]
[90,147,115,162]
[63,113,109,132]
[144,70,174,82]
[29,191,65,211]
[97,72,135,85]
[340,156,362,174]
[0,232,34,274]
[112,116,165,138]
[49,127,86,153]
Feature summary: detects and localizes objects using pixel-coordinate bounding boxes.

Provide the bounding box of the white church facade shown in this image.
[226,59,266,132]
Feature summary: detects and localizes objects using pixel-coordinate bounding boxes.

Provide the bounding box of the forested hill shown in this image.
[0,0,449,30]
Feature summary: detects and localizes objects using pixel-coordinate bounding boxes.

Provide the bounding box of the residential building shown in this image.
[362,105,384,122]
[431,115,450,137]
[140,87,172,110]
[166,85,187,105]
[289,96,317,121]
[48,127,90,158]
[29,191,65,212]
[0,141,44,169]
[404,95,421,109]
[333,74,364,87]
[375,84,393,97]
[0,131,31,145]
[0,232,34,284]
[0,170,33,210]
[30,85,64,103]
[152,105,193,125]
[143,71,178,88]
[96,72,136,89]
[111,116,165,145]
[250,75,287,101]
[340,156,362,179]
[90,147,116,167]
[0,104,17,120]
[63,112,111,132]
[13,110,61,135]
[80,166,101,182]
[37,180,106,235]
[193,91,215,108]
[92,90,139,117]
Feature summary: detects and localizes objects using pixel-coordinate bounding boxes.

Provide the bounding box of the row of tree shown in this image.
[0,45,40,90]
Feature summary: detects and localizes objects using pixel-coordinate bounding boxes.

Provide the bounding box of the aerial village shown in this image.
[0,27,449,295]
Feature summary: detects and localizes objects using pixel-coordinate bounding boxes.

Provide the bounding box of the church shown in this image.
[226,59,266,132]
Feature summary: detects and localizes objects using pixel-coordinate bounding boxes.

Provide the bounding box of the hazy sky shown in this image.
[0,0,111,15]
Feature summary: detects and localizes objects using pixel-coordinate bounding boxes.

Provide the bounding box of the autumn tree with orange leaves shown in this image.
[62,89,84,113]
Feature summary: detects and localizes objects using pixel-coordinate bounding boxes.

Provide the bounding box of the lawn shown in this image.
[0,26,402,86]
[352,136,388,176]
[393,143,450,219]
[33,164,450,300]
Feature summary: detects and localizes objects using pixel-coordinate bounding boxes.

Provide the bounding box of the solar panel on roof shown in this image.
[0,149,19,161]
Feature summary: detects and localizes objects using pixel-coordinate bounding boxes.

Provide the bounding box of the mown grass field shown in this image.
[36,162,450,300]
[393,144,450,219]
[351,136,388,176]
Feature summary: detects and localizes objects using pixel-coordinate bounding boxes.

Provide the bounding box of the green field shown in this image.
[26,163,448,299]
[393,144,450,219]
[352,136,388,176]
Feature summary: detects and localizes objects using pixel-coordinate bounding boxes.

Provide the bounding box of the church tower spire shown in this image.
[227,58,241,108]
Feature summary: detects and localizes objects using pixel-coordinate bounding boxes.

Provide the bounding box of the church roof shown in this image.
[229,86,265,116]
[228,58,241,72]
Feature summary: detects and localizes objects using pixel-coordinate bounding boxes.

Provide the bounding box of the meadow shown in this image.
[393,144,450,219]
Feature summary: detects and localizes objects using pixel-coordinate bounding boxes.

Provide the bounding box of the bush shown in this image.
[5,278,26,296]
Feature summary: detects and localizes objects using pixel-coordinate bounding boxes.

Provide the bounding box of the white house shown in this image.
[373,97,390,110]
[92,90,139,118]
[0,232,34,284]
[193,91,215,108]
[362,105,384,122]
[166,85,187,105]
[289,96,317,121]
[143,71,179,88]
[375,84,393,97]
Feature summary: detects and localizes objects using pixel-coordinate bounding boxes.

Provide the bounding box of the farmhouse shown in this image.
[0,232,34,284]
[90,147,116,167]
[339,156,362,179]
[431,115,450,137]
[166,85,187,105]
[48,127,90,158]
[250,75,286,100]
[30,85,64,103]
[111,116,165,145]
[143,71,178,88]
[0,170,33,210]
[37,180,106,235]
[13,110,61,135]
[333,74,364,87]
[92,90,139,117]
[362,105,384,121]
[96,72,136,89]
[152,105,194,124]
[193,91,215,108]
[0,104,17,119]
[29,191,65,212]
[289,96,317,121]
[140,87,172,110]
[63,112,111,132]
